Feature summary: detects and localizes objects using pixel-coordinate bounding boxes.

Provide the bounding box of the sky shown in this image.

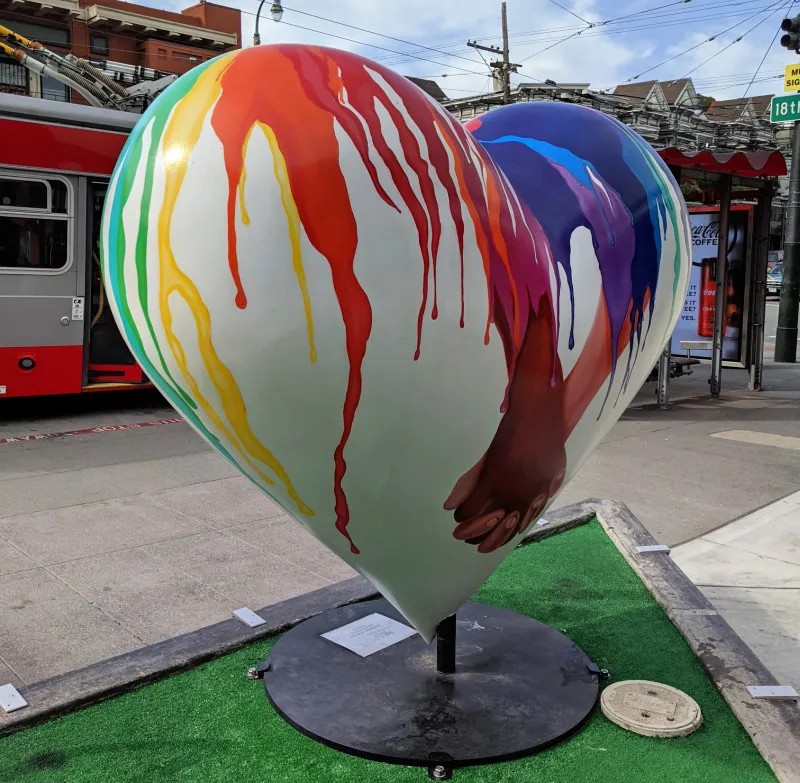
[148,0,799,101]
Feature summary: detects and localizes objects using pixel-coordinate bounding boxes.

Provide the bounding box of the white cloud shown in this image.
[136,0,793,100]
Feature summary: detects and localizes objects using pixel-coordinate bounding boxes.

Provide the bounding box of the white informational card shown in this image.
[232,608,266,628]
[0,684,28,713]
[321,613,417,657]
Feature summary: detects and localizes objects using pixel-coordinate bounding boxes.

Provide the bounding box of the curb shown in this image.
[0,509,586,739]
[591,498,800,783]
[1,499,798,783]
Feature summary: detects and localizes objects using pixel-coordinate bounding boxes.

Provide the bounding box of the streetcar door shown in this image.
[0,169,84,398]
[85,182,140,385]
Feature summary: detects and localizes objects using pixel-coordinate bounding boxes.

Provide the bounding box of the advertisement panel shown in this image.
[767,250,783,296]
[670,206,752,363]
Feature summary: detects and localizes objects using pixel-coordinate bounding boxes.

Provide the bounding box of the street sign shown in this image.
[771,93,800,123]
[785,63,800,91]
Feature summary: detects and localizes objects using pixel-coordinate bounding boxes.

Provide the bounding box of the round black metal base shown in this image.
[262,599,598,769]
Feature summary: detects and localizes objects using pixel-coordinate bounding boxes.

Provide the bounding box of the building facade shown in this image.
[443,77,786,247]
[444,77,780,155]
[0,0,240,102]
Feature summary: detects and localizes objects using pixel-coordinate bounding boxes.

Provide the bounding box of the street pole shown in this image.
[750,185,773,390]
[501,1,510,105]
[775,120,800,362]
[466,3,519,105]
[710,175,731,397]
[656,346,671,409]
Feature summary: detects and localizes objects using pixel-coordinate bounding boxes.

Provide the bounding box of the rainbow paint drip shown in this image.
[101,44,690,640]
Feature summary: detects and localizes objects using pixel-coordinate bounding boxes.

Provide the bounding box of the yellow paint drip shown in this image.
[156,54,314,517]
[258,121,317,364]
[238,124,254,227]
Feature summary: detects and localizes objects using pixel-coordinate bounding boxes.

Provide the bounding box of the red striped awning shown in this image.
[658,148,787,177]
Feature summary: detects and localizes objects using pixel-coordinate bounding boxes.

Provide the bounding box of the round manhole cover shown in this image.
[601,680,703,738]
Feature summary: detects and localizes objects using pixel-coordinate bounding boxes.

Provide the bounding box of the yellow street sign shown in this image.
[785,63,800,92]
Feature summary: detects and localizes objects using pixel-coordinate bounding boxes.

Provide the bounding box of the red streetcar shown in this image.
[0,91,148,398]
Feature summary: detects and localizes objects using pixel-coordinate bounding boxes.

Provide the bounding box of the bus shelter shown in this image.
[654,148,787,408]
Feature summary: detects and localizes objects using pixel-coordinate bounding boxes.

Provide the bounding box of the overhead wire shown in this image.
[617,0,785,84]
[741,0,796,97]
[513,0,781,66]
[545,0,595,26]
[276,2,490,69]
[374,0,766,67]
[672,0,787,82]
[261,18,496,80]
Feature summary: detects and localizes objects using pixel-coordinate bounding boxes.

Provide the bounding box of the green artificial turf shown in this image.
[0,520,776,783]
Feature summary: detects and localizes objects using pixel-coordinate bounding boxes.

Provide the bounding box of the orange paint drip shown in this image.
[156,55,313,518]
[204,45,561,551]
[437,127,493,339]
[485,173,520,348]
[210,46,374,554]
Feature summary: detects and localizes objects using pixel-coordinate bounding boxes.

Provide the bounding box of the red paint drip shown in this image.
[209,45,564,552]
[221,162,248,309]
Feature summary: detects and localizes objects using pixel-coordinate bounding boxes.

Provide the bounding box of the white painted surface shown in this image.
[711,430,800,451]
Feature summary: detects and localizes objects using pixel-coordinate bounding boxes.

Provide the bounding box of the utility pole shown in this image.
[776,14,800,361]
[775,121,800,362]
[467,2,520,104]
[500,1,511,105]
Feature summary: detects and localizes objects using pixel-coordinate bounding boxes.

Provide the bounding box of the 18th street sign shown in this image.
[771,93,800,123]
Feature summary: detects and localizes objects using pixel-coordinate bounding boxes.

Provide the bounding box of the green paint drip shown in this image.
[132,104,200,411]
[101,56,246,462]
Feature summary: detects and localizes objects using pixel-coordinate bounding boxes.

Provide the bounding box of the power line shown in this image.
[545,0,595,26]
[271,18,494,79]
[674,1,786,81]
[378,2,716,66]
[502,5,788,47]
[617,0,784,84]
[742,0,796,97]
[513,0,776,66]
[276,2,489,69]
[517,24,591,63]
[372,0,775,69]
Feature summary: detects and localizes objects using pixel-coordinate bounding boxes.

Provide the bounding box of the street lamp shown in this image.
[253,0,283,46]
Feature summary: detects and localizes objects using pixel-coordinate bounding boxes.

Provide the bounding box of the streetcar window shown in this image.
[0,179,47,209]
[0,176,71,271]
[0,216,68,269]
[51,180,68,213]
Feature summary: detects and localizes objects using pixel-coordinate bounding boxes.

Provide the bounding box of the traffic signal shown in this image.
[781,15,800,53]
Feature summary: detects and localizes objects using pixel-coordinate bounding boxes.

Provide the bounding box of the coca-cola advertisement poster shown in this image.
[670,206,750,362]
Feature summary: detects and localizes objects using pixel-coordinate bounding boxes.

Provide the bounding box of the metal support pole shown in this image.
[710,175,732,398]
[656,346,671,409]
[253,0,266,45]
[436,614,456,675]
[749,187,773,391]
[776,120,800,362]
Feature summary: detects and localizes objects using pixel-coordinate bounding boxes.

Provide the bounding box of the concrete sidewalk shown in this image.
[673,491,800,694]
[3,362,800,687]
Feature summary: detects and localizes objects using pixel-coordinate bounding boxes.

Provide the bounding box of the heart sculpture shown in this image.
[101,44,691,642]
